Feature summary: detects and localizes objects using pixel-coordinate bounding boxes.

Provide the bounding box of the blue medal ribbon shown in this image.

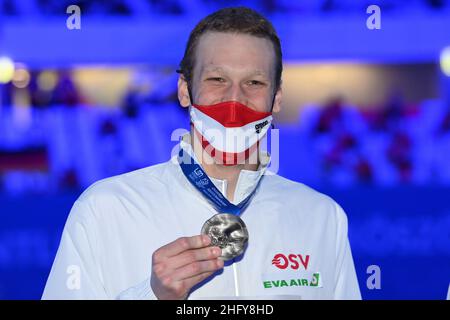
[178,147,258,216]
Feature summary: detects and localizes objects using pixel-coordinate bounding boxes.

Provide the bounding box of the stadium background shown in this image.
[0,0,449,299]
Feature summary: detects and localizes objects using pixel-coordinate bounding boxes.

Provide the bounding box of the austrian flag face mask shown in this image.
[190,101,273,166]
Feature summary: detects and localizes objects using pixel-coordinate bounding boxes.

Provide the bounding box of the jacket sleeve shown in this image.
[42,200,108,299]
[42,199,159,300]
[333,202,362,300]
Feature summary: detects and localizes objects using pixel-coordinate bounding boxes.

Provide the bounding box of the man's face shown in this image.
[178,31,282,113]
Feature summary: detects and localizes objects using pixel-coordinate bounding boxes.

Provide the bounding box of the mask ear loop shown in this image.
[176,69,196,147]
[176,69,195,106]
[187,86,194,106]
[270,92,276,129]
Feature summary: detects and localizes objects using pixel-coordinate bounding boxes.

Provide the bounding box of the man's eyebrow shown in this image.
[203,67,269,77]
[203,66,225,73]
[251,70,269,77]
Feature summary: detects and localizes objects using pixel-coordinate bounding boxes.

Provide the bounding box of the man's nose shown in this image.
[223,83,245,103]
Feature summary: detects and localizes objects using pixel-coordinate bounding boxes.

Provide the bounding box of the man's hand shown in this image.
[150,235,223,300]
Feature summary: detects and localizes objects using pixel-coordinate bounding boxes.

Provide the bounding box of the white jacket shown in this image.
[42,134,361,300]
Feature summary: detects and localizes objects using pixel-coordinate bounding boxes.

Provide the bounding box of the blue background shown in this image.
[1,0,450,299]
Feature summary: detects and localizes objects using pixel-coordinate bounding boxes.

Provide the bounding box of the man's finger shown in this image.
[182,271,216,290]
[172,259,224,281]
[154,235,211,260]
[169,246,222,270]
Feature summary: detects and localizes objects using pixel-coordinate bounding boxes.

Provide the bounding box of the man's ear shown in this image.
[177,75,191,108]
[272,85,282,113]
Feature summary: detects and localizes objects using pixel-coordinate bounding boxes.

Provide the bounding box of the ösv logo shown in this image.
[271,253,310,270]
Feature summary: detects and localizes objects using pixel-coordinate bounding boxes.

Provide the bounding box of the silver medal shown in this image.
[201,213,249,261]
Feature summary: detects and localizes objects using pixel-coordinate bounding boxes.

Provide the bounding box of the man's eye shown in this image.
[207,77,225,83]
[248,80,265,86]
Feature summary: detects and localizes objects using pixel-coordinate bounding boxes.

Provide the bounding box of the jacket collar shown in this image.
[174,133,270,205]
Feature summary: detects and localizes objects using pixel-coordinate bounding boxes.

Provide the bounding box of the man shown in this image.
[43,7,361,300]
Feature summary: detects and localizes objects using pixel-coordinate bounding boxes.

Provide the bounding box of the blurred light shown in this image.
[37,71,58,91]
[12,68,31,88]
[440,46,450,76]
[12,86,31,107]
[0,56,15,83]
[73,68,132,106]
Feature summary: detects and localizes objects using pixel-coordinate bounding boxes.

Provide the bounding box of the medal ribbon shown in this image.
[178,147,259,216]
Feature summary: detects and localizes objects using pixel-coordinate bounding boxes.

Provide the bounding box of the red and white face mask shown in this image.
[190,101,273,166]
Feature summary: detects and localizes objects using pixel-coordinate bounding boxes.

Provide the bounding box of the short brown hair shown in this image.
[178,7,282,95]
